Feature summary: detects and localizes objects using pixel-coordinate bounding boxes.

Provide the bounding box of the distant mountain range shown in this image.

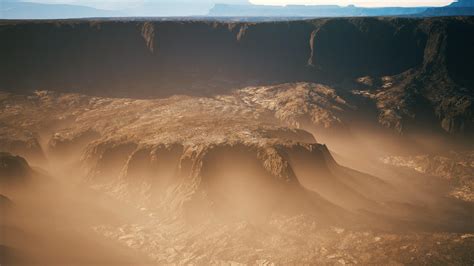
[209,4,428,17]
[1,0,473,19]
[209,0,474,17]
[1,1,118,19]
[419,0,474,16]
[0,0,250,19]
[450,0,474,7]
[1,0,123,19]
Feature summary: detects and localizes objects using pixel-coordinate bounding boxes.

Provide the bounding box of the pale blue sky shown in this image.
[26,0,456,9]
[250,0,454,7]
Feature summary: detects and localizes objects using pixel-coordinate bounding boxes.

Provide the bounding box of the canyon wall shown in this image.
[0,17,471,94]
[1,17,473,136]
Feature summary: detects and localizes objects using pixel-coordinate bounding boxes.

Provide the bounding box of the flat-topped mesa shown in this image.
[80,137,398,224]
[450,0,474,7]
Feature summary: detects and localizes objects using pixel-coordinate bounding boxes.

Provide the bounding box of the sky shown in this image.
[25,0,456,9]
[250,0,454,7]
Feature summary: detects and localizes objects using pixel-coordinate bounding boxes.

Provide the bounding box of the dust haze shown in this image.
[1,17,473,265]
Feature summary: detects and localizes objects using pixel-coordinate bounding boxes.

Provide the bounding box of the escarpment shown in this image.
[307,18,425,80]
[0,17,471,93]
[1,17,473,137]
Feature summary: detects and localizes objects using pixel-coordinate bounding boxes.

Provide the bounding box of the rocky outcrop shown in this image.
[348,18,474,137]
[236,83,352,130]
[0,152,32,187]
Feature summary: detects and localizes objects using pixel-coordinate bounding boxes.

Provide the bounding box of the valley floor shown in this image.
[0,89,473,265]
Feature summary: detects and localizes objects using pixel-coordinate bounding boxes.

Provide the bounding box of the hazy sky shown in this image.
[25,0,456,9]
[250,0,454,6]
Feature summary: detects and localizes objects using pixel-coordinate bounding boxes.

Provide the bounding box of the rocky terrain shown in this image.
[93,214,474,265]
[0,87,382,220]
[1,86,473,264]
[1,16,473,265]
[1,17,473,139]
[382,151,474,202]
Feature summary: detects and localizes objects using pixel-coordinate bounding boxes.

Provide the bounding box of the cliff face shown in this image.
[0,17,468,94]
[1,17,473,138]
[0,20,312,96]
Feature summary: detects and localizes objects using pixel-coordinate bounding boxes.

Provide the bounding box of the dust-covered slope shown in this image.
[382,150,474,202]
[1,89,472,230]
[0,152,153,265]
[1,91,473,264]
[0,89,365,221]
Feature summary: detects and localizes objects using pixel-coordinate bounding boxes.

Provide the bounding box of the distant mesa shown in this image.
[421,0,474,16]
[0,0,120,19]
[0,0,251,19]
[450,0,474,7]
[208,1,474,17]
[1,0,474,19]
[208,4,428,17]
